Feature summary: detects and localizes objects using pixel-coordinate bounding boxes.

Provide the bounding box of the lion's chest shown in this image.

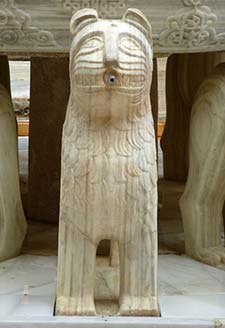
[61,111,155,235]
[65,131,146,197]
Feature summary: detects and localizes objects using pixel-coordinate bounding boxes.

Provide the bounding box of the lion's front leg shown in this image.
[118,227,159,316]
[56,221,96,316]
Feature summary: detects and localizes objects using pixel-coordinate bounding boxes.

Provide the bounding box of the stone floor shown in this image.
[1,251,225,319]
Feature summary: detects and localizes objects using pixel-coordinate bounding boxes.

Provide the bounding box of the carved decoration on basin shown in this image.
[155,0,225,49]
[0,0,57,48]
[63,0,127,18]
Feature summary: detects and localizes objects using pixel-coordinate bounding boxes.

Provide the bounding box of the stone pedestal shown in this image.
[28,57,70,223]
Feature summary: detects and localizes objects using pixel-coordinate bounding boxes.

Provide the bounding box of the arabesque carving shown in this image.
[63,0,127,17]
[0,0,57,48]
[155,0,225,49]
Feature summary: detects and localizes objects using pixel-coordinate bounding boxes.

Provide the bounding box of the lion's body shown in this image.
[61,107,157,242]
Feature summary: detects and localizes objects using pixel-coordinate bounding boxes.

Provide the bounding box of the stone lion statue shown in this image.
[56,8,159,316]
[180,63,225,268]
[0,84,27,262]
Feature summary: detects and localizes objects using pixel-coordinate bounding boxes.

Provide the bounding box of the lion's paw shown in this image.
[55,296,96,316]
[119,296,159,316]
[196,246,225,267]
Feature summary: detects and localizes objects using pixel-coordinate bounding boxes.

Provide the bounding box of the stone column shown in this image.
[0,55,11,95]
[28,57,70,223]
[161,52,225,181]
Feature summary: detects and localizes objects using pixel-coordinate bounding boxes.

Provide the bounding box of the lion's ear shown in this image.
[70,8,98,35]
[123,8,152,44]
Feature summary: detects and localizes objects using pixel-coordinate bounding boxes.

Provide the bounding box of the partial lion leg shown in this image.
[0,85,27,262]
[180,64,225,267]
[118,228,159,316]
[56,222,96,315]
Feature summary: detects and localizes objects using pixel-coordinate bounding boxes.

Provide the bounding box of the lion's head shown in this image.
[69,8,153,124]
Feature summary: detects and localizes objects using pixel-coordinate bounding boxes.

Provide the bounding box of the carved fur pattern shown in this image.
[61,104,157,234]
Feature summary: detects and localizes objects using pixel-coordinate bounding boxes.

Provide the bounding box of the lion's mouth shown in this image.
[103,69,119,87]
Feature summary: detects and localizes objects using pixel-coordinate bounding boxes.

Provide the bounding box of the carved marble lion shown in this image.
[0,84,27,262]
[56,8,159,316]
[180,63,225,268]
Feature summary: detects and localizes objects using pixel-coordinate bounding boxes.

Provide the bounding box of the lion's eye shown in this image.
[120,37,141,50]
[81,37,103,49]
